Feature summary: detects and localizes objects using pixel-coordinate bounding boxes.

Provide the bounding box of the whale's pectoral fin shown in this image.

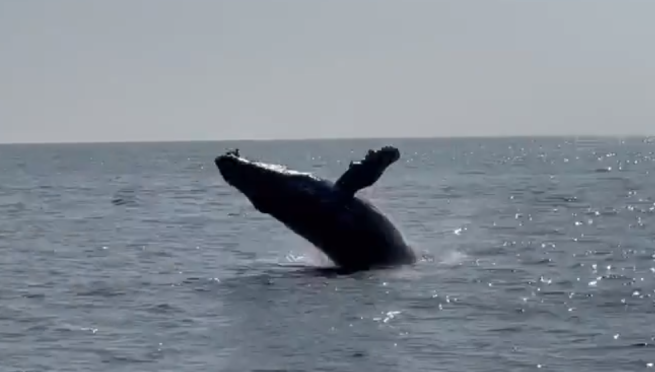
[334,146,400,196]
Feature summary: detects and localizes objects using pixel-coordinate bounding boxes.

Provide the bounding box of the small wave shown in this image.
[111,188,139,206]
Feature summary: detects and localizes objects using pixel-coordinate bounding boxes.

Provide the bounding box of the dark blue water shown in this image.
[1,137,655,371]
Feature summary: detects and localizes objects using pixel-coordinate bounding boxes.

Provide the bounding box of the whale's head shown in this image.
[214,150,331,215]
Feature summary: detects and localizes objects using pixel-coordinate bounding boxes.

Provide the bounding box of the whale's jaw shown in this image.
[214,151,331,214]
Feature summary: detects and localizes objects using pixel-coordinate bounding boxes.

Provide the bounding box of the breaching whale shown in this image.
[214,146,416,272]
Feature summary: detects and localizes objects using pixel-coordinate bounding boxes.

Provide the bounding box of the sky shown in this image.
[1,0,655,143]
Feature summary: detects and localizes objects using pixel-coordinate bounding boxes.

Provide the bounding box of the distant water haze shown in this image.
[2,0,655,143]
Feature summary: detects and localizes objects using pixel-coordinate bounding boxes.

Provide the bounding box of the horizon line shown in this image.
[1,133,654,146]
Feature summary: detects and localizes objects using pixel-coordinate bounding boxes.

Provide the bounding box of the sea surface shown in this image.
[1,137,655,372]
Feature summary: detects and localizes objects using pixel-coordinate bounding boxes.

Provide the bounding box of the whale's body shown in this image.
[214,146,416,272]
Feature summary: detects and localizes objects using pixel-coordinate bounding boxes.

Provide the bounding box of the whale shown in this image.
[214,146,416,272]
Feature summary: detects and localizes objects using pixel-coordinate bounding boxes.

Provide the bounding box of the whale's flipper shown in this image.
[334,146,400,196]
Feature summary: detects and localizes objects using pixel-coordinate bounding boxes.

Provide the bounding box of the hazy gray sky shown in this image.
[1,0,654,143]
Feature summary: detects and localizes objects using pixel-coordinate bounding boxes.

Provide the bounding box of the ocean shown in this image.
[1,137,654,371]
